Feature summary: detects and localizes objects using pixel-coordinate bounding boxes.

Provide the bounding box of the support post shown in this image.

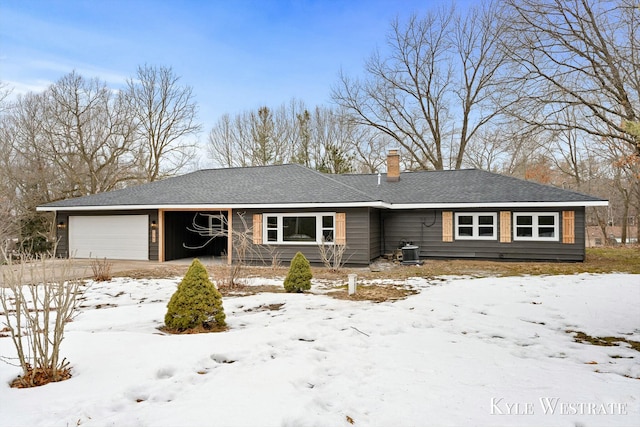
[348,274,357,295]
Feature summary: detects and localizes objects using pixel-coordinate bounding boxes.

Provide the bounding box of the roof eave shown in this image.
[388,200,609,209]
[37,199,608,212]
[37,201,386,212]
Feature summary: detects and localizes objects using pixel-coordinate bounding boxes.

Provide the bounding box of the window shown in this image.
[263,213,336,245]
[513,213,559,241]
[321,215,334,242]
[454,213,497,240]
[207,214,225,236]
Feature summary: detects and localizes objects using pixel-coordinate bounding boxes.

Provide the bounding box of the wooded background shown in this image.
[1,0,638,253]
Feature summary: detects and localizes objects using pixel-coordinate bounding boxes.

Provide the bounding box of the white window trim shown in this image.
[513,212,559,241]
[454,212,497,240]
[263,213,335,245]
[207,214,225,236]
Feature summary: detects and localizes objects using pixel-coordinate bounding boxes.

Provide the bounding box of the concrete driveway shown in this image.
[0,258,216,287]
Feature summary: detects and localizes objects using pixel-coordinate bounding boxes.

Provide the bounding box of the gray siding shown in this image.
[55,206,587,264]
[233,208,372,266]
[369,208,382,260]
[55,212,70,258]
[383,207,586,262]
[55,210,159,261]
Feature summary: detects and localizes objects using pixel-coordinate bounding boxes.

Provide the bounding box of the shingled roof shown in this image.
[333,169,607,206]
[38,164,607,211]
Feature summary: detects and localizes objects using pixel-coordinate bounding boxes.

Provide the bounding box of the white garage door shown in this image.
[69,215,149,260]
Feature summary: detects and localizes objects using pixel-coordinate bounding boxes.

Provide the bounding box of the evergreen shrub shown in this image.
[283,252,312,293]
[165,259,226,331]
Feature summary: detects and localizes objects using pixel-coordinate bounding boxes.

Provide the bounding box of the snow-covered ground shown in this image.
[1,273,638,427]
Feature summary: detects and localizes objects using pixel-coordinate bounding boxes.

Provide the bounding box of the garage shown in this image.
[69,215,149,260]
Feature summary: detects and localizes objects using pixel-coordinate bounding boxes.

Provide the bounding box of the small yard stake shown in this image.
[348,274,357,295]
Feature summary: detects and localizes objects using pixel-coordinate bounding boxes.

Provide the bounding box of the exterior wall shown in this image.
[55,210,159,261]
[383,207,586,262]
[53,205,587,264]
[369,208,382,260]
[233,207,373,266]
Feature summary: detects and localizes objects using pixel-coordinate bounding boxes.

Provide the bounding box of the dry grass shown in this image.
[5,247,637,285]
[117,265,190,279]
[110,247,639,302]
[568,330,640,353]
[158,324,228,335]
[218,283,284,297]
[115,247,640,282]
[9,365,72,388]
[326,284,418,303]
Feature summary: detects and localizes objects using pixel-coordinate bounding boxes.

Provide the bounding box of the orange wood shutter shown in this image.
[253,214,263,244]
[442,211,453,242]
[562,210,575,244]
[335,213,346,245]
[500,211,511,243]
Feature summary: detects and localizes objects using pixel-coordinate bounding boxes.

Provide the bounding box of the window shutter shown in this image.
[562,210,575,244]
[335,212,346,245]
[500,211,511,243]
[253,214,263,244]
[442,211,453,242]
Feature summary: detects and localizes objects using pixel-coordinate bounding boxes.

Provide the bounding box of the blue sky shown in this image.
[0,0,450,133]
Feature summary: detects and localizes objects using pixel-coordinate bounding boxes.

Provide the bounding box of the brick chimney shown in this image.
[386,149,400,182]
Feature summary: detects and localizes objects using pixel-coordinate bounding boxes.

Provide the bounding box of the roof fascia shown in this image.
[388,200,608,209]
[37,199,608,212]
[36,201,387,212]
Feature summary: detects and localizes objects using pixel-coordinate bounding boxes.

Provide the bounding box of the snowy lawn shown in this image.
[1,273,638,427]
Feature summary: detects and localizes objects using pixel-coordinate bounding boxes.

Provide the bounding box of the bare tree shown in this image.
[125,64,201,181]
[464,126,512,172]
[207,100,360,172]
[333,2,510,170]
[207,113,254,168]
[501,0,640,242]
[0,82,18,256]
[306,106,356,173]
[503,0,640,156]
[1,92,59,253]
[43,71,139,196]
[0,72,143,252]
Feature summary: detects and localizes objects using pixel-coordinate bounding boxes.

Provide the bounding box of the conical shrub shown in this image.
[283,252,312,293]
[165,259,226,331]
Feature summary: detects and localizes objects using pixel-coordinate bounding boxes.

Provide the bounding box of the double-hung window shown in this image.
[513,213,559,241]
[454,213,497,240]
[263,213,335,244]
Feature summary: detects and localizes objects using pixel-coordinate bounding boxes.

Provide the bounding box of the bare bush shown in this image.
[215,213,281,288]
[318,239,348,271]
[0,250,83,387]
[90,257,113,281]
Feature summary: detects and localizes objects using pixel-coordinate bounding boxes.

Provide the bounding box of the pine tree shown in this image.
[283,252,312,293]
[165,259,226,331]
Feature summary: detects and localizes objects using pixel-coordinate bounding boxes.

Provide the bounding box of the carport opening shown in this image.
[163,211,229,262]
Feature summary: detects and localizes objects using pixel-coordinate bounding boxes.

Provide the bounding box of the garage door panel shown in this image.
[69,215,149,260]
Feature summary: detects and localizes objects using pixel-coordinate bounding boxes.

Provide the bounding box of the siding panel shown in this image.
[369,208,382,260]
[235,208,371,266]
[384,207,586,262]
